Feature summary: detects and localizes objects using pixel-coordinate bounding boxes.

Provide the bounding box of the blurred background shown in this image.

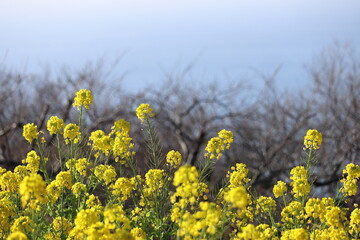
[1,0,360,197]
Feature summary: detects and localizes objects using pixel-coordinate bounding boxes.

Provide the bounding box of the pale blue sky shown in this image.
[1,0,359,91]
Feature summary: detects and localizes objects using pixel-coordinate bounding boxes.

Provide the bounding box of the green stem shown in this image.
[199,158,212,183]
[305,148,313,176]
[145,118,160,169]
[36,140,49,182]
[128,154,138,176]
[56,133,63,171]
[78,105,83,131]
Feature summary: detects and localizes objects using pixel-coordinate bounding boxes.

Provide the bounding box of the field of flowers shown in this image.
[0,89,359,240]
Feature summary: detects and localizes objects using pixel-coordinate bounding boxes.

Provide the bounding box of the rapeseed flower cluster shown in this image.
[94,164,117,185]
[0,196,15,238]
[220,163,252,214]
[22,123,39,143]
[232,223,279,240]
[166,150,182,166]
[71,182,87,198]
[87,119,135,163]
[305,197,333,220]
[220,163,254,232]
[7,231,28,240]
[255,196,276,215]
[177,201,222,239]
[171,165,208,208]
[74,158,90,176]
[112,176,137,202]
[1,89,359,239]
[112,129,135,163]
[273,180,287,198]
[45,216,73,240]
[304,129,322,150]
[282,228,309,240]
[19,174,47,208]
[89,130,113,157]
[47,116,65,135]
[144,169,165,192]
[224,185,250,209]
[136,103,154,123]
[340,163,360,196]
[290,166,310,198]
[73,89,93,110]
[350,208,360,234]
[281,201,306,227]
[22,151,40,174]
[11,216,32,234]
[0,170,21,192]
[63,123,81,144]
[204,129,234,159]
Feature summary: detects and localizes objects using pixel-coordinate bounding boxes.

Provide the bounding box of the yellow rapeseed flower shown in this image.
[236,224,260,240]
[22,150,40,174]
[113,133,135,164]
[19,174,47,208]
[71,182,87,198]
[310,227,348,240]
[63,123,81,144]
[228,163,250,187]
[131,227,146,240]
[256,224,278,240]
[10,216,32,233]
[89,130,114,156]
[350,208,360,234]
[305,198,325,220]
[111,119,131,133]
[75,158,90,176]
[46,180,61,203]
[223,186,250,209]
[281,201,306,226]
[177,201,221,238]
[13,165,30,178]
[47,116,65,135]
[0,171,22,192]
[142,169,166,205]
[6,231,28,240]
[171,165,209,208]
[281,228,309,240]
[22,123,39,144]
[55,171,73,190]
[94,164,117,185]
[290,166,310,198]
[112,177,135,201]
[255,196,276,214]
[103,204,130,230]
[304,129,322,150]
[273,180,287,198]
[136,103,154,123]
[144,169,165,193]
[73,89,93,110]
[0,196,16,236]
[52,217,73,235]
[166,150,182,166]
[68,208,100,239]
[324,206,346,228]
[173,165,198,187]
[85,194,103,211]
[339,163,360,197]
[204,129,233,159]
